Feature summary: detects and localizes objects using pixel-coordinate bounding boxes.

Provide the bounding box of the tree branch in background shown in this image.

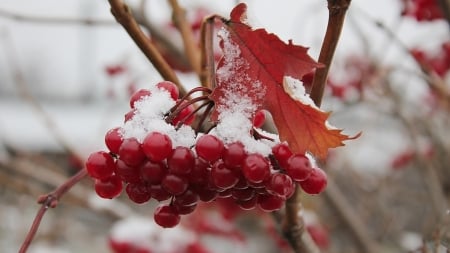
[168,0,202,76]
[18,169,87,253]
[0,7,115,26]
[108,0,186,96]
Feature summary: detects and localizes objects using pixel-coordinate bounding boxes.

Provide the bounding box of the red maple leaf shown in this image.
[210,3,354,159]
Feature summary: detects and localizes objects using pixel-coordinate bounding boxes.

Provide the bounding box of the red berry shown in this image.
[156,81,179,100]
[115,159,140,183]
[154,204,180,228]
[272,143,293,169]
[286,154,312,182]
[125,182,151,204]
[105,127,123,154]
[192,186,217,202]
[195,134,224,162]
[142,132,173,162]
[124,109,136,122]
[167,146,195,175]
[231,187,255,201]
[257,194,284,212]
[86,151,115,180]
[265,173,295,199]
[174,189,198,207]
[118,138,146,167]
[299,168,327,194]
[94,175,123,199]
[242,154,270,184]
[223,142,246,168]
[148,184,171,201]
[174,203,197,215]
[252,109,266,128]
[236,195,258,210]
[162,173,188,195]
[140,160,167,184]
[211,160,239,189]
[188,158,210,185]
[129,89,151,108]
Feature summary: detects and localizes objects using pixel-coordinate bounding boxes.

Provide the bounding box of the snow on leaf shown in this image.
[210,3,354,159]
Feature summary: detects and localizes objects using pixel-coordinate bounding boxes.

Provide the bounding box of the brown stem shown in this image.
[310,0,352,106]
[167,0,201,75]
[283,1,352,253]
[200,15,219,89]
[108,0,184,95]
[18,169,88,253]
[437,0,450,27]
[283,187,321,253]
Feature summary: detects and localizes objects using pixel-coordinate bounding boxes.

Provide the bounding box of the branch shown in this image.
[108,0,186,96]
[18,169,88,253]
[310,0,352,106]
[283,1,352,253]
[168,0,202,75]
[282,186,321,253]
[0,8,115,26]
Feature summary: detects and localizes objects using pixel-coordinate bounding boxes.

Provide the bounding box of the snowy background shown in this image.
[0,0,449,252]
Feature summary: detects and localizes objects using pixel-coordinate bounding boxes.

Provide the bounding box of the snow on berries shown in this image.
[85,80,328,228]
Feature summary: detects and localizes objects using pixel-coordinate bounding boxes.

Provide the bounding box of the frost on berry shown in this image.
[105,127,124,154]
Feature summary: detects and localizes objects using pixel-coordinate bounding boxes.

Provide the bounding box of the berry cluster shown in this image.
[86,81,327,228]
[401,0,443,21]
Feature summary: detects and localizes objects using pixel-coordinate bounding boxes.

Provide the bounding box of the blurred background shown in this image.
[0,0,449,252]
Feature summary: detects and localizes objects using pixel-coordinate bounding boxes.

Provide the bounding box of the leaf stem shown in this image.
[310,0,352,106]
[108,0,185,96]
[18,169,88,253]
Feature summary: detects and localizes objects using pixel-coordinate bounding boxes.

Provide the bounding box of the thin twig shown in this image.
[108,0,185,95]
[168,0,201,75]
[18,169,88,253]
[310,0,352,106]
[0,8,114,26]
[131,0,190,73]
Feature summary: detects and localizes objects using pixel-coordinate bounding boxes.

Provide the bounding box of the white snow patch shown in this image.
[211,28,279,155]
[110,216,196,253]
[120,88,196,147]
[283,76,318,109]
[399,231,423,251]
